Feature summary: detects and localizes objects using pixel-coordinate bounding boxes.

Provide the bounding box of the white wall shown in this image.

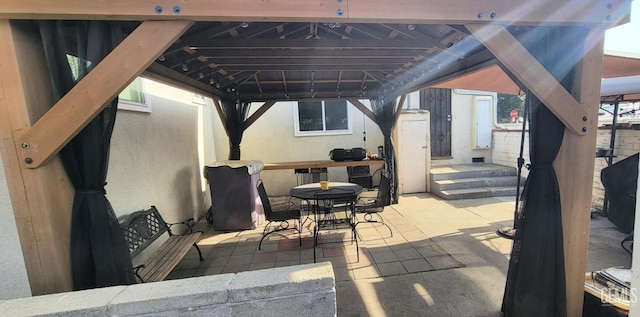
[0,154,32,299]
[106,78,215,223]
[432,90,494,166]
[213,100,384,196]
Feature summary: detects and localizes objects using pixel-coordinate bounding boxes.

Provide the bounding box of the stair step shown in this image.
[433,176,522,191]
[430,164,517,181]
[488,186,520,197]
[437,188,493,200]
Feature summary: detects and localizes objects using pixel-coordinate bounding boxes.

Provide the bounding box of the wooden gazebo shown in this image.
[0,1,632,315]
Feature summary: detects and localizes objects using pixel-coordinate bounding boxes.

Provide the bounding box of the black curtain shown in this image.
[220,97,251,160]
[501,26,588,316]
[370,97,399,204]
[39,21,136,290]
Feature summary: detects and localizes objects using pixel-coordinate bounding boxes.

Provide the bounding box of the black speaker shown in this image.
[329,148,346,161]
[329,147,366,161]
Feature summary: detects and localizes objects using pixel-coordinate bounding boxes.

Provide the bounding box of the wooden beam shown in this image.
[0,19,75,295]
[18,20,193,168]
[212,97,228,135]
[554,29,605,317]
[466,24,588,136]
[347,98,378,125]
[393,94,407,126]
[144,63,227,98]
[243,100,276,130]
[0,0,630,26]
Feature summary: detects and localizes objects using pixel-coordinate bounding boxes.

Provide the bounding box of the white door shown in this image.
[399,117,428,194]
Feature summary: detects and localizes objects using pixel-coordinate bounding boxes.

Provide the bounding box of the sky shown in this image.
[604,1,640,53]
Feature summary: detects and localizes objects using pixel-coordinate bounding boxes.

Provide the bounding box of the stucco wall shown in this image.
[213,100,384,196]
[432,90,494,166]
[0,155,32,300]
[106,78,214,224]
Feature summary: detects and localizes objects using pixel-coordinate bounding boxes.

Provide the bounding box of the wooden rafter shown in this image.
[466,24,588,135]
[18,20,193,168]
[0,0,629,26]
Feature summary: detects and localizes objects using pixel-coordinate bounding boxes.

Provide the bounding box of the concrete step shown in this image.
[434,186,521,200]
[437,188,493,200]
[488,186,520,197]
[430,164,517,181]
[433,176,523,191]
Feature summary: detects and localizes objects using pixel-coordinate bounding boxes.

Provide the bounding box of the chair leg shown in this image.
[298,219,302,246]
[357,213,393,239]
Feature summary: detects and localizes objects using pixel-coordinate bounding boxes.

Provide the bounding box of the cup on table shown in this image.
[320,180,329,190]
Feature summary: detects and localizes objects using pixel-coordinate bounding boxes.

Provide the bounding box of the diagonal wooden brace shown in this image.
[466,24,589,136]
[18,20,193,168]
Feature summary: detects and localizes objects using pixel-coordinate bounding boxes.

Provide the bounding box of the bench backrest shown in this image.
[120,206,170,258]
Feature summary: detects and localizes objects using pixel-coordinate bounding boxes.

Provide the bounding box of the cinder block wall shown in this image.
[493,128,640,212]
[0,263,336,317]
[592,128,640,211]
[492,130,530,179]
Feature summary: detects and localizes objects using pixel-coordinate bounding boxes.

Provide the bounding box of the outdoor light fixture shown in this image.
[240,22,249,28]
[407,24,416,30]
[181,64,188,72]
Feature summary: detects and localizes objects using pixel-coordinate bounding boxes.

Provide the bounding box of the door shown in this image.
[399,116,429,194]
[420,88,451,158]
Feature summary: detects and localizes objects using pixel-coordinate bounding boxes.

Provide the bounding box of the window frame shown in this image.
[293,100,353,136]
[118,77,151,113]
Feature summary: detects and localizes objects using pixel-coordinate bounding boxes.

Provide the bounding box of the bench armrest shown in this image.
[167,218,198,234]
[133,264,145,282]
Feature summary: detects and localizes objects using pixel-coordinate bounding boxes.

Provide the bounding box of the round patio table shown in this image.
[290,182,363,263]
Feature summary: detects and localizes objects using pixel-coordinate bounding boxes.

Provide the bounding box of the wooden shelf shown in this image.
[263,160,384,171]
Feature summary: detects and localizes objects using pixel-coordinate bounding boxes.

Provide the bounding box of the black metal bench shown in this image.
[120,206,204,283]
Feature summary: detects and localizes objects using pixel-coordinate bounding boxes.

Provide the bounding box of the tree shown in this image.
[497,93,526,123]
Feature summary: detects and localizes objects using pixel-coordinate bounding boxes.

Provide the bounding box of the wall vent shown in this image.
[472,157,485,163]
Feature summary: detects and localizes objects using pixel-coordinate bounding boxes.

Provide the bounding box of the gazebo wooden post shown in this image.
[0,20,191,294]
[0,20,75,295]
[554,28,605,317]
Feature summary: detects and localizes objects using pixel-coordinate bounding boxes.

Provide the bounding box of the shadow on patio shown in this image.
[168,193,630,316]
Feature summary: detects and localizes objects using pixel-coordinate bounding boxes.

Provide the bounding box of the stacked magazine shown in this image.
[585,266,632,311]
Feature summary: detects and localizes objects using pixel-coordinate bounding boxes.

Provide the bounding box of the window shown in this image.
[118,78,151,113]
[66,54,150,112]
[293,100,352,136]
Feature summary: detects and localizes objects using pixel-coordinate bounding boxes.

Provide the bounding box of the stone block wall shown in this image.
[0,262,336,317]
[592,128,640,211]
[493,127,640,212]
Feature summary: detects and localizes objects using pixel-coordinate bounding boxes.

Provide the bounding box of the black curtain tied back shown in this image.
[39,20,136,290]
[501,26,588,317]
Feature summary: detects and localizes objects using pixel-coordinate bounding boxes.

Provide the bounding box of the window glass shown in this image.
[294,100,351,136]
[324,100,348,130]
[298,101,324,131]
[119,78,145,104]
